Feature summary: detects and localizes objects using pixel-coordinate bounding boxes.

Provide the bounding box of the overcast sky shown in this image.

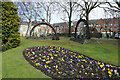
[50,7,112,24]
[11,0,118,24]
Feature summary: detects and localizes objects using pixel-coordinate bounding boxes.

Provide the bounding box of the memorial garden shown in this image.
[1,1,120,80]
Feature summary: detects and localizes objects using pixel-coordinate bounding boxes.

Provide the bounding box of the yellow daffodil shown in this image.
[63,52,65,54]
[26,49,28,50]
[35,61,36,62]
[65,55,66,57]
[108,68,110,70]
[62,50,64,52]
[56,69,58,71]
[98,61,100,65]
[62,59,64,61]
[26,54,28,56]
[45,66,47,68]
[46,58,49,60]
[54,55,57,57]
[82,59,87,63]
[43,56,46,58]
[81,65,84,68]
[109,75,111,77]
[32,61,33,62]
[73,55,76,57]
[31,57,34,59]
[71,61,72,63]
[49,67,51,69]
[100,65,104,68]
[51,57,53,59]
[28,52,30,54]
[57,61,59,62]
[78,55,82,58]
[110,69,113,72]
[85,73,87,75]
[108,71,112,75]
[46,61,51,64]
[35,63,40,66]
[39,57,41,59]
[58,72,62,74]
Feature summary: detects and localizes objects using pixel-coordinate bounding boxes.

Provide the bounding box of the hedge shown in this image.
[2,2,21,51]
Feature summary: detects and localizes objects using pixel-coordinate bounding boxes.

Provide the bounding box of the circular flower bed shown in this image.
[23,46,120,79]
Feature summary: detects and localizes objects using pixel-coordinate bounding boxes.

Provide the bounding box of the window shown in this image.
[62,27,64,32]
[96,25,98,27]
[114,27,117,29]
[99,24,101,27]
[117,27,119,30]
[104,24,106,26]
[118,23,119,26]
[35,31,37,33]
[110,24,112,26]
[114,24,116,26]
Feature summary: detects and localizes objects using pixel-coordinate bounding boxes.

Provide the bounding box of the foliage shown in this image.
[2,37,119,78]
[23,46,120,79]
[2,2,21,51]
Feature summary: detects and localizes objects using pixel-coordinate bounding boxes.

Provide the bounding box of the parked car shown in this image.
[115,31,120,39]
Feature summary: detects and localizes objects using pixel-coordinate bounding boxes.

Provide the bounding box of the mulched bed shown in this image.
[23,46,120,79]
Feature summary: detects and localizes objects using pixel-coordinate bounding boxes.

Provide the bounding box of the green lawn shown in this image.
[2,37,119,78]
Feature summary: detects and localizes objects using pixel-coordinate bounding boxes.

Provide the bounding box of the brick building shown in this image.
[20,17,120,37]
[53,22,68,33]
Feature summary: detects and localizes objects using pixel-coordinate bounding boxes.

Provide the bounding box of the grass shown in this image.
[2,37,119,78]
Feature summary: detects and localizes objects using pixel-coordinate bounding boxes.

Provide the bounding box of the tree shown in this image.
[57,1,79,37]
[99,0,120,18]
[16,2,55,36]
[77,0,102,22]
[2,2,21,51]
[37,2,56,35]
[16,2,35,37]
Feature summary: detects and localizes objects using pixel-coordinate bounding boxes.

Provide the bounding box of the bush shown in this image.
[57,33,75,37]
[2,2,21,51]
[91,33,101,38]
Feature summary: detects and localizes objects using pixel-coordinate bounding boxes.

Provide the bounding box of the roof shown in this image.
[102,18,111,24]
[53,22,65,27]
[89,19,99,24]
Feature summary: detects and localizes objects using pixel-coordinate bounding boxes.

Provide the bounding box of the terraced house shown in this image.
[19,21,53,37]
[20,17,120,37]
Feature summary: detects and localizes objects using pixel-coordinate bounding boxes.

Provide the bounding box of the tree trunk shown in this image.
[86,13,91,39]
[25,22,31,37]
[68,1,72,37]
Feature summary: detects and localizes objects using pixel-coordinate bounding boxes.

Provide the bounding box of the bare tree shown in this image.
[16,2,35,37]
[99,0,120,18]
[37,2,56,35]
[77,0,102,22]
[56,1,79,37]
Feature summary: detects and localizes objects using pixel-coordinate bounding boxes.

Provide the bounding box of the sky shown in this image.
[11,0,118,24]
[50,7,113,24]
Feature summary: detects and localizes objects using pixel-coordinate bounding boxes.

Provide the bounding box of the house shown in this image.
[53,22,68,33]
[20,21,53,37]
[96,17,120,36]
[20,17,120,37]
